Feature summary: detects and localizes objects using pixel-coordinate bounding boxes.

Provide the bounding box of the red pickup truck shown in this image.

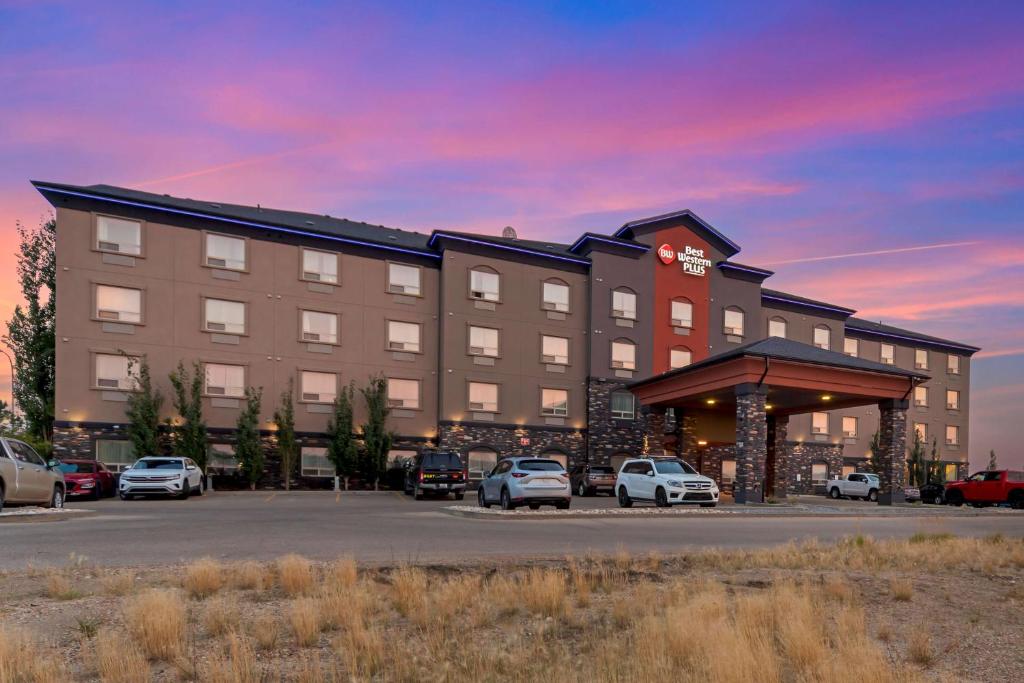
[943,470,1024,509]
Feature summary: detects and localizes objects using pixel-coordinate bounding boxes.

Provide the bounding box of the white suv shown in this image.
[119,457,204,500]
[616,457,719,508]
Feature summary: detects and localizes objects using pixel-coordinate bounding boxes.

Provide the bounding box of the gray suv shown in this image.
[477,457,571,510]
[0,437,66,511]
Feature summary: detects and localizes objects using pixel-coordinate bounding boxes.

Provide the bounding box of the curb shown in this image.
[439,506,1000,521]
[0,509,99,524]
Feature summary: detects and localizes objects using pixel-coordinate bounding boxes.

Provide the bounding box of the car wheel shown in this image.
[500,488,515,511]
[118,491,129,501]
[0,484,5,513]
[1009,492,1024,510]
[453,492,464,501]
[933,494,943,505]
[829,487,840,499]
[177,484,190,500]
[617,486,633,508]
[946,491,963,507]
[49,486,64,509]
[556,500,570,510]
[414,487,424,501]
[577,482,588,497]
[92,484,103,501]
[655,487,670,508]
[528,502,540,510]
[478,487,490,508]
[193,480,203,496]
[867,489,878,502]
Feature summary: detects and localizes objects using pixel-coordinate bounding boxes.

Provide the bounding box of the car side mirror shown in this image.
[403,461,412,469]
[187,465,197,471]
[47,460,58,469]
[646,471,655,477]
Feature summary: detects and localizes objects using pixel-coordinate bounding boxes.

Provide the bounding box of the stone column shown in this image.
[734,384,769,504]
[769,414,790,499]
[678,413,699,461]
[641,406,667,455]
[877,398,909,505]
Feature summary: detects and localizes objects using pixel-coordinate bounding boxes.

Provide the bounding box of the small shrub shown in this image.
[183,557,224,599]
[277,554,314,597]
[123,588,186,660]
[906,627,935,666]
[890,578,914,602]
[46,572,83,600]
[76,616,102,639]
[909,532,955,544]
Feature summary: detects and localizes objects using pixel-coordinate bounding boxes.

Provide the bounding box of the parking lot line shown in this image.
[264,493,277,502]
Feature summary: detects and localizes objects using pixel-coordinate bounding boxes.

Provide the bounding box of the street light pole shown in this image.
[0,347,16,419]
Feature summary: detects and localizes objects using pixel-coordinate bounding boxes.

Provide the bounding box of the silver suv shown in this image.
[0,437,66,511]
[477,457,571,510]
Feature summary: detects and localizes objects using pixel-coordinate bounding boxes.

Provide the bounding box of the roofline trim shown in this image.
[612,209,741,254]
[567,233,649,254]
[426,231,591,265]
[717,261,774,277]
[33,184,442,260]
[844,325,980,354]
[762,293,856,316]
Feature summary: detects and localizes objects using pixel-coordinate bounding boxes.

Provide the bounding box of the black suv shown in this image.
[404,451,467,500]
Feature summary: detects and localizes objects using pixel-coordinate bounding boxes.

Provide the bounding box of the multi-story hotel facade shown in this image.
[36,181,979,496]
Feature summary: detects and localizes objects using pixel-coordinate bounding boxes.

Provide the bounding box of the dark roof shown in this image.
[613,209,741,258]
[426,230,588,264]
[567,232,649,255]
[761,289,856,316]
[845,317,980,355]
[630,336,927,389]
[717,261,774,283]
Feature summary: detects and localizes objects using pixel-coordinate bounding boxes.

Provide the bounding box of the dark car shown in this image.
[570,464,617,497]
[58,459,116,499]
[404,451,467,501]
[919,482,945,505]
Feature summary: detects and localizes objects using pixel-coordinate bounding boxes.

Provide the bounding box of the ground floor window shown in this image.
[841,464,855,478]
[542,450,568,469]
[610,452,631,473]
[811,462,828,486]
[208,444,238,470]
[300,447,333,477]
[721,459,736,486]
[95,439,135,472]
[468,447,498,479]
[944,463,959,481]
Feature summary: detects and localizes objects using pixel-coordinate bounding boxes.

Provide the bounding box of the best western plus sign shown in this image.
[657,243,712,276]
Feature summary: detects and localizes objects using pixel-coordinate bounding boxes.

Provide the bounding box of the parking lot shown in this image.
[0,490,1020,569]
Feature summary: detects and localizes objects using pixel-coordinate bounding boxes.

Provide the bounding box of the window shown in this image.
[842,416,858,438]
[947,354,960,375]
[610,391,635,420]
[541,388,568,416]
[300,371,337,403]
[204,298,246,334]
[721,460,736,485]
[205,233,246,271]
[915,349,929,370]
[204,363,245,397]
[611,288,636,320]
[671,299,693,328]
[208,443,237,470]
[914,386,928,407]
[914,422,927,441]
[387,378,420,409]
[387,321,421,352]
[844,338,859,357]
[880,343,895,365]
[542,450,568,469]
[946,390,960,410]
[301,249,338,284]
[96,440,135,472]
[541,335,569,365]
[468,326,499,357]
[611,339,636,370]
[388,263,421,296]
[768,316,786,338]
[542,280,570,312]
[670,347,692,369]
[945,425,959,446]
[95,285,141,323]
[468,448,498,480]
[301,310,338,344]
[841,464,855,478]
[813,325,831,350]
[95,353,137,390]
[468,382,498,412]
[469,267,500,301]
[944,463,959,481]
[811,462,828,486]
[723,307,744,336]
[300,447,333,477]
[811,412,829,434]
[96,215,141,255]
[610,453,631,472]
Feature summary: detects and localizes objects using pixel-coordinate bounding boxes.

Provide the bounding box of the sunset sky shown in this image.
[1,1,1022,468]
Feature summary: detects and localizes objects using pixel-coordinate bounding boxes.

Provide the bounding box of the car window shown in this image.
[966,472,984,482]
[423,453,463,468]
[58,462,96,474]
[849,474,862,482]
[589,466,615,474]
[493,461,511,475]
[132,459,184,470]
[518,459,564,472]
[10,441,45,466]
[653,460,697,475]
[983,471,1003,482]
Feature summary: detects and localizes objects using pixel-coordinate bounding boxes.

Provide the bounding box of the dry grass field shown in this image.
[1,533,1022,682]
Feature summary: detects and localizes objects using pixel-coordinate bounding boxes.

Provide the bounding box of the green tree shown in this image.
[867,431,882,474]
[124,357,163,457]
[169,361,208,472]
[235,387,264,490]
[928,436,944,484]
[360,375,393,490]
[0,399,24,436]
[987,449,998,471]
[3,218,56,441]
[326,381,358,490]
[273,379,297,491]
[907,428,925,487]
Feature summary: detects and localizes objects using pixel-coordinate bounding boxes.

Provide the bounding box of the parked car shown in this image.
[118,456,204,500]
[570,464,617,497]
[943,470,1024,509]
[904,486,921,503]
[615,457,718,508]
[404,451,467,500]
[919,482,945,505]
[826,472,880,501]
[58,459,116,499]
[477,457,571,510]
[0,437,65,511]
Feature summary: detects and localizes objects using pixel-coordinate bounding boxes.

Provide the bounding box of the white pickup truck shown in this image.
[826,472,880,502]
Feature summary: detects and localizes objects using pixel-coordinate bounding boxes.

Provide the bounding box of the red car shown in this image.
[943,470,1024,509]
[57,459,116,499]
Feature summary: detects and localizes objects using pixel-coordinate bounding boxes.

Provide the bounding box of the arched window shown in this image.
[542,278,570,313]
[723,306,744,337]
[670,298,693,328]
[611,287,637,320]
[669,346,692,369]
[768,316,787,338]
[813,324,831,350]
[469,266,500,302]
[467,447,499,480]
[611,338,636,370]
[541,449,568,469]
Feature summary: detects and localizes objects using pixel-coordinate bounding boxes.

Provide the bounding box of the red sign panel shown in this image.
[519,437,530,446]
[657,243,675,265]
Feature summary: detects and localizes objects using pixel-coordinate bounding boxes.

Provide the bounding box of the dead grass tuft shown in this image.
[249,615,280,651]
[95,629,149,683]
[907,627,935,666]
[231,561,268,591]
[0,624,65,682]
[325,557,358,590]
[45,571,83,600]
[202,596,241,637]
[890,578,914,602]
[522,568,569,618]
[277,554,314,597]
[184,557,224,599]
[289,598,322,647]
[390,566,428,621]
[123,588,186,661]
[203,632,259,683]
[99,569,136,596]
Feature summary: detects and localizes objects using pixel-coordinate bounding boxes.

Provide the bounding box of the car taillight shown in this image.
[418,471,425,482]
[512,472,528,478]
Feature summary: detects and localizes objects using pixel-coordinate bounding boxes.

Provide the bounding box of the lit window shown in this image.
[671,299,693,328]
[842,416,858,438]
[469,268,500,301]
[468,448,498,480]
[880,344,895,365]
[95,353,138,390]
[208,443,237,470]
[768,317,787,338]
[944,463,959,480]
[468,326,499,357]
[301,249,338,284]
[95,440,135,472]
[468,382,499,412]
[914,422,927,441]
[915,349,929,370]
[945,425,959,446]
[96,216,141,255]
[301,310,338,344]
[721,460,736,485]
[811,412,829,434]
[914,386,928,407]
[542,280,570,312]
[842,464,855,478]
[541,388,568,416]
[813,325,831,350]
[300,446,333,477]
[844,338,859,357]
[611,288,636,320]
[387,321,421,352]
[204,298,246,334]
[300,371,337,403]
[610,391,635,419]
[388,263,421,296]
[541,335,569,365]
[670,347,692,369]
[811,462,828,486]
[387,378,420,409]
[946,390,960,410]
[947,354,960,375]
[611,339,636,370]
[95,285,142,323]
[205,233,246,271]
[723,307,744,336]
[204,363,245,397]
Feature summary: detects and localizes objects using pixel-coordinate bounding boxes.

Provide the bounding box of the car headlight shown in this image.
[666,480,683,488]
[80,479,95,488]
